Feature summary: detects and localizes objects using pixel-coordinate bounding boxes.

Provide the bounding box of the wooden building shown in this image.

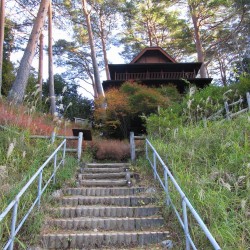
[103,47,212,93]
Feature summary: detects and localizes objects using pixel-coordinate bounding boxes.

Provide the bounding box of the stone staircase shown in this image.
[40,163,170,249]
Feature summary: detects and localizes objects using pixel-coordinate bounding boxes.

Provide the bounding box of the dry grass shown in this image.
[0,100,76,136]
[92,139,130,161]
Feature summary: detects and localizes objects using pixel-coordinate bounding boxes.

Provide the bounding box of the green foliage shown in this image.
[121,82,170,115]
[119,0,194,61]
[157,85,182,103]
[146,76,250,133]
[1,19,16,96]
[2,59,15,96]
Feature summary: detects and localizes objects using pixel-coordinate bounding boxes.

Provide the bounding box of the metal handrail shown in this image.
[145,139,221,250]
[0,140,67,250]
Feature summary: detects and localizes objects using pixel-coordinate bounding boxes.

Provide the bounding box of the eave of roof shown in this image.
[108,63,203,77]
[130,47,177,63]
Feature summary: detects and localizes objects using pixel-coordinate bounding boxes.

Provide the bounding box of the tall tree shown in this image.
[7,0,50,104]
[53,39,98,98]
[119,0,192,61]
[188,1,207,78]
[0,0,5,97]
[48,0,56,114]
[81,0,104,97]
[38,33,44,100]
[89,0,121,80]
[186,0,248,81]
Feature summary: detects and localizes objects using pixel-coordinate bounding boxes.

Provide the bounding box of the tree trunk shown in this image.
[81,0,104,98]
[48,1,56,115]
[99,15,110,80]
[38,33,44,100]
[189,4,207,78]
[8,0,50,103]
[0,0,5,98]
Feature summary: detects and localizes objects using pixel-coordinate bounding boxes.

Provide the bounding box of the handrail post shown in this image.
[153,151,156,179]
[63,140,66,166]
[53,153,57,184]
[77,132,83,162]
[37,171,43,208]
[130,132,136,162]
[51,131,56,144]
[145,140,148,160]
[164,168,170,206]
[182,200,191,250]
[247,92,250,111]
[9,201,18,250]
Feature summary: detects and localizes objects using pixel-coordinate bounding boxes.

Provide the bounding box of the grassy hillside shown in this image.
[0,101,79,248]
[149,115,249,249]
[144,76,250,249]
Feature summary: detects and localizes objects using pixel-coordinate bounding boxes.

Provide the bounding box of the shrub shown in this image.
[94,82,170,138]
[92,140,130,161]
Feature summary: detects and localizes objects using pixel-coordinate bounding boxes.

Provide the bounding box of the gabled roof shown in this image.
[130,47,177,64]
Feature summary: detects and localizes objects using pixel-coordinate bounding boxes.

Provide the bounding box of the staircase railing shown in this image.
[145,139,221,250]
[0,140,67,250]
[30,132,83,161]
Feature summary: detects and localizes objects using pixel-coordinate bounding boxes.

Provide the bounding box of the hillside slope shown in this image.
[149,114,249,249]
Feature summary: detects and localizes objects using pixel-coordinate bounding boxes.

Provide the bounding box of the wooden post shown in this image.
[130,132,136,162]
[247,92,250,112]
[203,117,207,128]
[224,101,230,120]
[77,132,83,162]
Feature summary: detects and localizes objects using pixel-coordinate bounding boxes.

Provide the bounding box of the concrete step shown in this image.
[63,187,146,196]
[41,231,170,249]
[78,172,128,180]
[48,217,165,231]
[85,163,130,168]
[49,206,161,218]
[30,244,167,250]
[58,196,156,206]
[80,167,128,173]
[78,179,128,187]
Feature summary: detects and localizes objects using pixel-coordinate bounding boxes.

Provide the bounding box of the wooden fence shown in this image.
[206,92,250,122]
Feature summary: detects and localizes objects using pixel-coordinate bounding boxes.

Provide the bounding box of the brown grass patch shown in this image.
[93,139,130,161]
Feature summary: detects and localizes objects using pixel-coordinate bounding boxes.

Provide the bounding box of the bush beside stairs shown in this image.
[39,163,171,249]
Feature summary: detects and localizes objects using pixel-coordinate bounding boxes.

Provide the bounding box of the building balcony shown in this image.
[114,71,196,81]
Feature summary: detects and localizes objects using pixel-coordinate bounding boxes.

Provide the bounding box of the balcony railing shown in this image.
[115,71,196,81]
